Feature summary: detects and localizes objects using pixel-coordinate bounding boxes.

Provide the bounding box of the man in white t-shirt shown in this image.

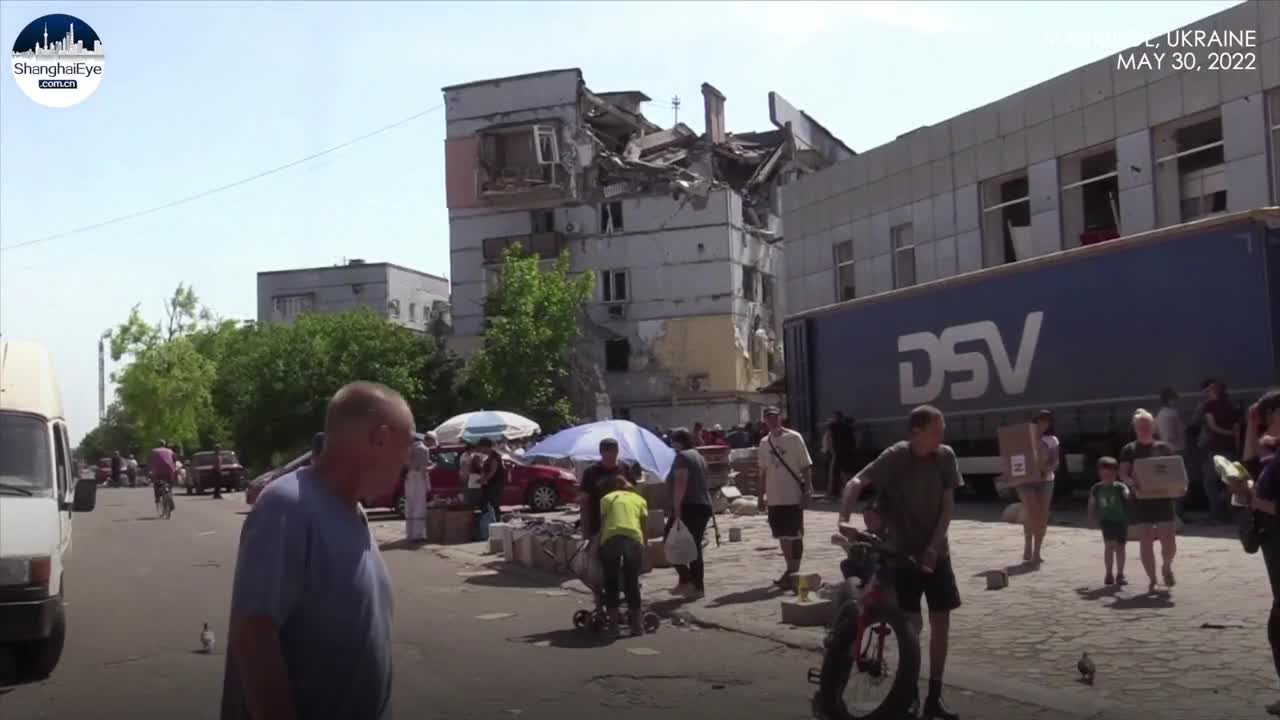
[756,406,813,591]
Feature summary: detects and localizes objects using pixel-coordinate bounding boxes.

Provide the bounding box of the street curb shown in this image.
[427,544,1157,719]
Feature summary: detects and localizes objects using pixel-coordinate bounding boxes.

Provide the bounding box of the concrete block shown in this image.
[932,191,956,239]
[780,597,835,627]
[955,185,979,234]
[489,534,505,555]
[1081,58,1113,106]
[728,527,743,542]
[952,147,977,187]
[512,530,537,567]
[976,139,1002,182]
[974,103,999,145]
[1223,94,1266,161]
[1023,81,1054,127]
[1026,120,1055,165]
[928,121,952,161]
[951,111,976,151]
[909,129,930,169]
[911,163,932,202]
[1147,74,1182,126]
[1181,70,1220,115]
[997,93,1025,137]
[1050,70,1084,116]
[1053,110,1085,156]
[1083,98,1115,148]
[1226,154,1270,212]
[930,157,953,195]
[1114,87,1148,137]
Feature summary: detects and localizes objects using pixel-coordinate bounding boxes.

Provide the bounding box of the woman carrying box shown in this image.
[1119,408,1179,594]
[1016,410,1059,564]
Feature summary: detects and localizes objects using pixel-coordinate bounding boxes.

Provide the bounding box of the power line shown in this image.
[0,102,446,252]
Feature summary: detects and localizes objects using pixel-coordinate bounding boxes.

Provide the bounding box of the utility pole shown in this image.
[98,331,108,421]
[671,95,680,126]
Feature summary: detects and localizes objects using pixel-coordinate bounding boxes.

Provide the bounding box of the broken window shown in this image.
[761,273,776,307]
[742,265,758,301]
[601,269,629,303]
[1272,91,1280,205]
[1154,115,1226,224]
[271,293,314,321]
[478,124,562,193]
[981,174,1031,266]
[600,201,623,234]
[532,210,556,234]
[409,303,417,322]
[528,231,562,259]
[892,223,915,289]
[834,240,855,302]
[388,299,401,319]
[605,338,630,372]
[1061,147,1120,247]
[482,230,563,262]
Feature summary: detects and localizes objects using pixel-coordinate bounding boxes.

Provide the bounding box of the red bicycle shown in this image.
[808,525,920,720]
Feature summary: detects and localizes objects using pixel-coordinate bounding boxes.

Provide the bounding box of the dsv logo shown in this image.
[896,312,1044,405]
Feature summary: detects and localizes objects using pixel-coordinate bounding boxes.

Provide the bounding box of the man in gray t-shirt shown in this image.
[222,382,413,720]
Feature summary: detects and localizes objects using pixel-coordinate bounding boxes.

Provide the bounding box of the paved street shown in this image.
[400,501,1278,720]
[1,488,1072,720]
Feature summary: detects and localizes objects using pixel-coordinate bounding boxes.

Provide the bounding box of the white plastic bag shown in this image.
[572,539,604,589]
[665,520,698,566]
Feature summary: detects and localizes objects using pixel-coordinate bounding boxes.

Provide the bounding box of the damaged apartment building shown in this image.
[443,68,850,427]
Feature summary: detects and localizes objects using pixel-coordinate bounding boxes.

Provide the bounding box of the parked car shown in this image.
[245,449,313,505]
[188,450,246,495]
[95,457,112,485]
[360,444,579,516]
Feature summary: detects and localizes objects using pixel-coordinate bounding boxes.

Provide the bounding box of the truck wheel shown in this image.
[17,602,65,681]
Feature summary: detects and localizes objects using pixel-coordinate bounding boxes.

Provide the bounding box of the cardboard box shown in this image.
[1132,456,1189,500]
[780,597,835,627]
[442,510,475,544]
[426,508,447,544]
[646,509,667,539]
[643,539,670,572]
[997,423,1042,487]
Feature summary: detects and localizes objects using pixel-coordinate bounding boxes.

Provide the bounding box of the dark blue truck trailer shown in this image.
[784,209,1280,502]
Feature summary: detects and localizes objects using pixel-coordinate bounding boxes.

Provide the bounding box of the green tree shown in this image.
[76,403,143,462]
[466,250,593,430]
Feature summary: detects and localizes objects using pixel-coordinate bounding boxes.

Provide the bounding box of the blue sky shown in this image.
[0,0,1240,443]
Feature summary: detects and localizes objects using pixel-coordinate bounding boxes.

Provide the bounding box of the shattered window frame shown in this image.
[742,265,758,301]
[604,337,631,373]
[891,223,915,290]
[600,201,623,234]
[533,125,560,165]
[760,273,775,307]
[601,269,629,303]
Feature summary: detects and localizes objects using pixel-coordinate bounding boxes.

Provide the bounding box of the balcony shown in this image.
[446,124,570,209]
[482,231,565,264]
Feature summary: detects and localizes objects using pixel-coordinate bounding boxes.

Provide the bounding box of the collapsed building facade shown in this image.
[442,68,850,428]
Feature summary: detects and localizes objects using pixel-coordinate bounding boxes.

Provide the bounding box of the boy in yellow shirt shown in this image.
[598,475,649,635]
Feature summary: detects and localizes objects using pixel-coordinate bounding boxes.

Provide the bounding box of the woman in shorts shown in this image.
[1119,408,1179,593]
[1016,409,1059,564]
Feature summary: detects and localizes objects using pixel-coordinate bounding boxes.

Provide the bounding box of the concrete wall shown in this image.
[783,0,1280,316]
[257,264,448,332]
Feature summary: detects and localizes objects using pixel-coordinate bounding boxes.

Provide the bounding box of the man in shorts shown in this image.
[757,406,813,591]
[838,405,961,720]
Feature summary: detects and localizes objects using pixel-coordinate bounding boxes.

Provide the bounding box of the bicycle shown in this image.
[156,481,175,519]
[807,524,920,720]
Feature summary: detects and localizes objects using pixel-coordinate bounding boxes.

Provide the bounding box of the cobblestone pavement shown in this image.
[371,503,1276,720]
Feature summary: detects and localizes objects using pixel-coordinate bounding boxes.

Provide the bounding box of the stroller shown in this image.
[565,536,660,636]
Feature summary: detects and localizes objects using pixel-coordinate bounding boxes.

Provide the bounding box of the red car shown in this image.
[249,444,578,516]
[362,444,577,516]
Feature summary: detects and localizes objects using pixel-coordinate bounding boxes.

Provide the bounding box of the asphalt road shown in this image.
[0,487,1072,720]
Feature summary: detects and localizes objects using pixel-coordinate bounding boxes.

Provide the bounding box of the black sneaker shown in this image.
[1104,573,1114,586]
[922,696,960,720]
[1116,574,1128,586]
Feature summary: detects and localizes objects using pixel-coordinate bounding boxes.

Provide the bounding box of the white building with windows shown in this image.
[442,68,849,427]
[784,0,1279,314]
[256,260,451,333]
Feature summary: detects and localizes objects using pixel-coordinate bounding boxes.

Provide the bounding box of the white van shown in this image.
[0,339,97,682]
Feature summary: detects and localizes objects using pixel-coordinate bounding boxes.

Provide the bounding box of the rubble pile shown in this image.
[697,445,732,490]
[728,448,760,495]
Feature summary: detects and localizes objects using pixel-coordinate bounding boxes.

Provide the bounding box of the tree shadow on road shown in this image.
[513,628,614,650]
[462,563,565,589]
[378,539,429,552]
[1106,591,1174,611]
[705,585,784,609]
